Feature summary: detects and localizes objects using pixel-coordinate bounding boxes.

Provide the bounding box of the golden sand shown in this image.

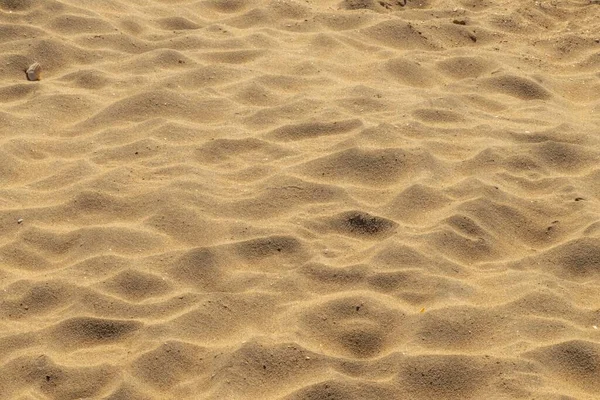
[0,0,599,398]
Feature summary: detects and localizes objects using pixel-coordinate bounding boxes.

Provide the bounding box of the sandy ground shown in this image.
[0,0,600,399]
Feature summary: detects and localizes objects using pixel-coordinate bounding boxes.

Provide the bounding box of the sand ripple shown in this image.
[0,0,599,398]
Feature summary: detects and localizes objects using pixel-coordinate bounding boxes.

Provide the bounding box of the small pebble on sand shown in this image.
[26,62,41,81]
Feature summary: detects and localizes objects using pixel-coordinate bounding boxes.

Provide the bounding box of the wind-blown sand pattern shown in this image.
[1,0,600,398]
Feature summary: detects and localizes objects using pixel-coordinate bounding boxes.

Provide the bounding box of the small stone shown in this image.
[26,62,41,81]
[17,218,23,224]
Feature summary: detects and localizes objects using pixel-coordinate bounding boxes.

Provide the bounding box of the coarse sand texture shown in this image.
[0,0,600,399]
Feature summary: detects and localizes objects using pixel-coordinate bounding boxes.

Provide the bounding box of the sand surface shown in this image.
[1,0,600,398]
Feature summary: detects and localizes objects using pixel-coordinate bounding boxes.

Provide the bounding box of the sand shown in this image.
[0,0,599,398]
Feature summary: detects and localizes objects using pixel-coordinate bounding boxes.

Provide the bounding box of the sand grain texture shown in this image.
[1,0,600,398]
